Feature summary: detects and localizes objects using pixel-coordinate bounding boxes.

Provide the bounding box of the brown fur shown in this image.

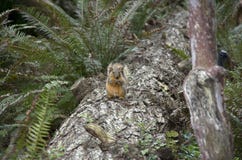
[106,63,126,99]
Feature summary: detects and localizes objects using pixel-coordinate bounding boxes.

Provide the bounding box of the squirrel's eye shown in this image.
[109,67,113,72]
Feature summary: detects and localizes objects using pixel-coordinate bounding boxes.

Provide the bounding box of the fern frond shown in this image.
[64,29,87,54]
[26,89,56,158]
[1,25,73,73]
[20,8,65,44]
[1,25,28,43]
[96,0,128,22]
[75,0,88,20]
[109,0,129,20]
[116,0,145,26]
[130,1,159,36]
[0,9,17,24]
[0,94,21,115]
[37,0,77,27]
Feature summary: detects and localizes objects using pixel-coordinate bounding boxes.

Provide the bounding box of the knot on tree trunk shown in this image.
[183,68,232,160]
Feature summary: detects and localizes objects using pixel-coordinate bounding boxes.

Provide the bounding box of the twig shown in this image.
[0,89,44,116]
[1,127,21,160]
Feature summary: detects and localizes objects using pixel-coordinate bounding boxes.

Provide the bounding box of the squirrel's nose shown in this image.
[113,72,120,79]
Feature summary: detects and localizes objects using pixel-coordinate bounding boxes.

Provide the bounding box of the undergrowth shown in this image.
[216,0,242,158]
[0,0,166,159]
[1,0,240,159]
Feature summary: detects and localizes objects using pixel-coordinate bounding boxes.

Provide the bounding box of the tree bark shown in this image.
[47,9,191,159]
[184,0,233,159]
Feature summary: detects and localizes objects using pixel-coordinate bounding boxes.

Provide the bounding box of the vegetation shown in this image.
[216,0,242,158]
[0,0,166,159]
[0,0,241,159]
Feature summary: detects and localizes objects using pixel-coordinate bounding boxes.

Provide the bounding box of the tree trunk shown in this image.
[47,9,191,159]
[184,0,233,159]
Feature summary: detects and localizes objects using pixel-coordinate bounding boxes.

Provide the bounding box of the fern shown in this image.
[0,8,16,24]
[130,1,159,36]
[21,8,66,44]
[116,0,145,26]
[38,0,77,27]
[25,80,67,159]
[0,93,27,116]
[1,0,155,77]
[26,92,53,156]
[0,1,165,158]
[1,25,75,77]
[19,0,76,28]
[1,25,28,43]
[66,0,128,71]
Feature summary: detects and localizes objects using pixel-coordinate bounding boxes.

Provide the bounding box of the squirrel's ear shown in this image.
[107,63,113,73]
[121,65,124,70]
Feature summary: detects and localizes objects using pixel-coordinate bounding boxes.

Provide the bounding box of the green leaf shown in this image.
[166,130,179,138]
[141,148,149,155]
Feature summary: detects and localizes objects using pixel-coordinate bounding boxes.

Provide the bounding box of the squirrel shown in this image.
[106,63,128,99]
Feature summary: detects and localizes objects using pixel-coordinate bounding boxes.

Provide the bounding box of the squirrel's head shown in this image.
[108,63,124,79]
